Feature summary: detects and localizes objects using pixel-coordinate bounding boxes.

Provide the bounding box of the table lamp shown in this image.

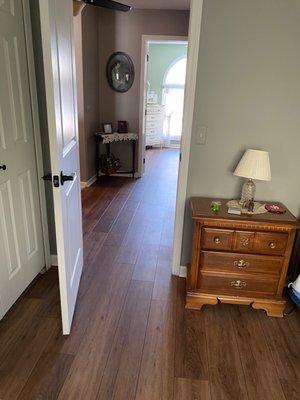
[234,149,271,205]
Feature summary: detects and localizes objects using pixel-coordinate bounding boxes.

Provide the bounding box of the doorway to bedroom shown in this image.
[142,38,188,169]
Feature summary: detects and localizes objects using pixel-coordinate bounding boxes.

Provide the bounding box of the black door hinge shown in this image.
[143,158,146,164]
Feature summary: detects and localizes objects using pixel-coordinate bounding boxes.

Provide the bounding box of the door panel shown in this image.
[19,170,39,259]
[0,0,15,17]
[39,0,83,334]
[4,36,28,143]
[0,180,21,277]
[0,0,45,319]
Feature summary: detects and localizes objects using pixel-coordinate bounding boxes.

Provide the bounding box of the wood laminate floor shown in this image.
[0,148,299,400]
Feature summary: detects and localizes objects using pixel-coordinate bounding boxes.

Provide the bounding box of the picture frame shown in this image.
[106,52,135,93]
[103,123,113,134]
[118,121,128,133]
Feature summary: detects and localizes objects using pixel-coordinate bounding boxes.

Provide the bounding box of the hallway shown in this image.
[0,148,299,400]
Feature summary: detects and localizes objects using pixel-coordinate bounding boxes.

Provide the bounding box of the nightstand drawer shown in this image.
[201,228,234,251]
[234,231,255,252]
[254,232,288,255]
[197,271,279,296]
[202,228,288,255]
[200,251,283,276]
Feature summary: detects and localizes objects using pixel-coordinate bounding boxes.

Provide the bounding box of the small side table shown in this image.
[95,132,138,179]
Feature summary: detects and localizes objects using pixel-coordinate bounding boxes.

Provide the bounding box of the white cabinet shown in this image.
[145,105,165,147]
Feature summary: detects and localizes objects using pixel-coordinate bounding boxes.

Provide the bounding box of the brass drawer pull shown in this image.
[231,280,247,289]
[269,242,276,249]
[233,260,250,269]
[214,237,221,244]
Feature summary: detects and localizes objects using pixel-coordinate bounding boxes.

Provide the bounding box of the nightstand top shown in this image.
[191,197,300,227]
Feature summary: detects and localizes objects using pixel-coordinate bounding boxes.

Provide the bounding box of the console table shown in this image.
[95,133,138,179]
[187,197,300,317]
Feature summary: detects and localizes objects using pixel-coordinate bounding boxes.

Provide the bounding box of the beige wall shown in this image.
[98,9,190,170]
[74,6,100,183]
[181,0,300,265]
[74,13,87,182]
[80,6,100,181]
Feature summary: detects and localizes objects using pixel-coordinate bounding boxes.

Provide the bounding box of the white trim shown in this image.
[22,0,51,270]
[105,173,139,179]
[81,172,140,189]
[172,0,204,276]
[51,254,58,266]
[99,172,140,179]
[179,266,187,278]
[138,35,188,177]
[80,174,97,189]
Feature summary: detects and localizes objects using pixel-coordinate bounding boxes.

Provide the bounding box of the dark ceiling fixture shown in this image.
[83,0,131,12]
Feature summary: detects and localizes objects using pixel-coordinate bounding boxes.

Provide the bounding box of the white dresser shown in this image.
[145,104,165,147]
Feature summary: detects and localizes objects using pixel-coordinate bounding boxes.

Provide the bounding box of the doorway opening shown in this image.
[163,56,187,148]
[141,38,188,163]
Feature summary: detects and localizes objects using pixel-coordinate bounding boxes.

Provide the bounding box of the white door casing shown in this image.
[138,35,188,177]
[0,0,45,318]
[172,0,203,276]
[39,0,84,335]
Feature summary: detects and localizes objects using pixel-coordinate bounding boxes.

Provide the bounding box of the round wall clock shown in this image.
[106,52,135,93]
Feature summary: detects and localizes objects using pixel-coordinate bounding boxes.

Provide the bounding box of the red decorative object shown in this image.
[265,203,286,214]
[118,121,128,133]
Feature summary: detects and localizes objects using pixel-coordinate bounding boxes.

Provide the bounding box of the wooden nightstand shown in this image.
[187,197,300,317]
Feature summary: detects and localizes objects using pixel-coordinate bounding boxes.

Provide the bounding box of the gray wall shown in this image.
[74,6,100,182]
[98,9,190,170]
[81,7,100,181]
[74,12,87,182]
[181,0,300,265]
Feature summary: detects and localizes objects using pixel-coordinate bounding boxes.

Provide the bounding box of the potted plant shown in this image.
[100,153,121,176]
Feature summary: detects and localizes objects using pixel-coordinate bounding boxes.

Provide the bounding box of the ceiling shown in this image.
[127,0,190,10]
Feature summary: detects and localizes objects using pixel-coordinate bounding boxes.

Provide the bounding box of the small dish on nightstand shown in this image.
[265,204,286,214]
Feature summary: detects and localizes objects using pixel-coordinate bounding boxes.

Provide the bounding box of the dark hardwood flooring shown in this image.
[0,148,299,400]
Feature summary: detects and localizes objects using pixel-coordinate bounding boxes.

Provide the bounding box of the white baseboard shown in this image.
[81,174,97,189]
[179,266,187,278]
[98,172,138,179]
[51,254,58,266]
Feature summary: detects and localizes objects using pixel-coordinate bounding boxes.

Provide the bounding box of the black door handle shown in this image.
[0,164,7,170]
[42,173,52,181]
[41,173,60,187]
[60,172,75,185]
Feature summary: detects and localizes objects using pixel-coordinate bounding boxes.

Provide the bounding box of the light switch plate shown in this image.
[196,126,207,145]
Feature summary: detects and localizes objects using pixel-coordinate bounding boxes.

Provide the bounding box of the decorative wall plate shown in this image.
[106,52,134,93]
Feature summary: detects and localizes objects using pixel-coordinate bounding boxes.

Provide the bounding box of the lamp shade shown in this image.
[234,149,271,181]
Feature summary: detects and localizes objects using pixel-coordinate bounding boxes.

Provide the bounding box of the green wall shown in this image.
[147,43,188,104]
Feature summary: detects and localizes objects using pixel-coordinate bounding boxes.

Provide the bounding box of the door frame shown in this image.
[138,34,188,177]
[138,0,204,276]
[172,0,204,276]
[21,0,51,269]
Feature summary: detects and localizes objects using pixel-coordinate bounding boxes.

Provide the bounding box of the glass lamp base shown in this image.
[239,179,256,205]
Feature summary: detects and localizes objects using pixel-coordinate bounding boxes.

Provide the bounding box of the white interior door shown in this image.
[39,0,83,335]
[0,0,45,318]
